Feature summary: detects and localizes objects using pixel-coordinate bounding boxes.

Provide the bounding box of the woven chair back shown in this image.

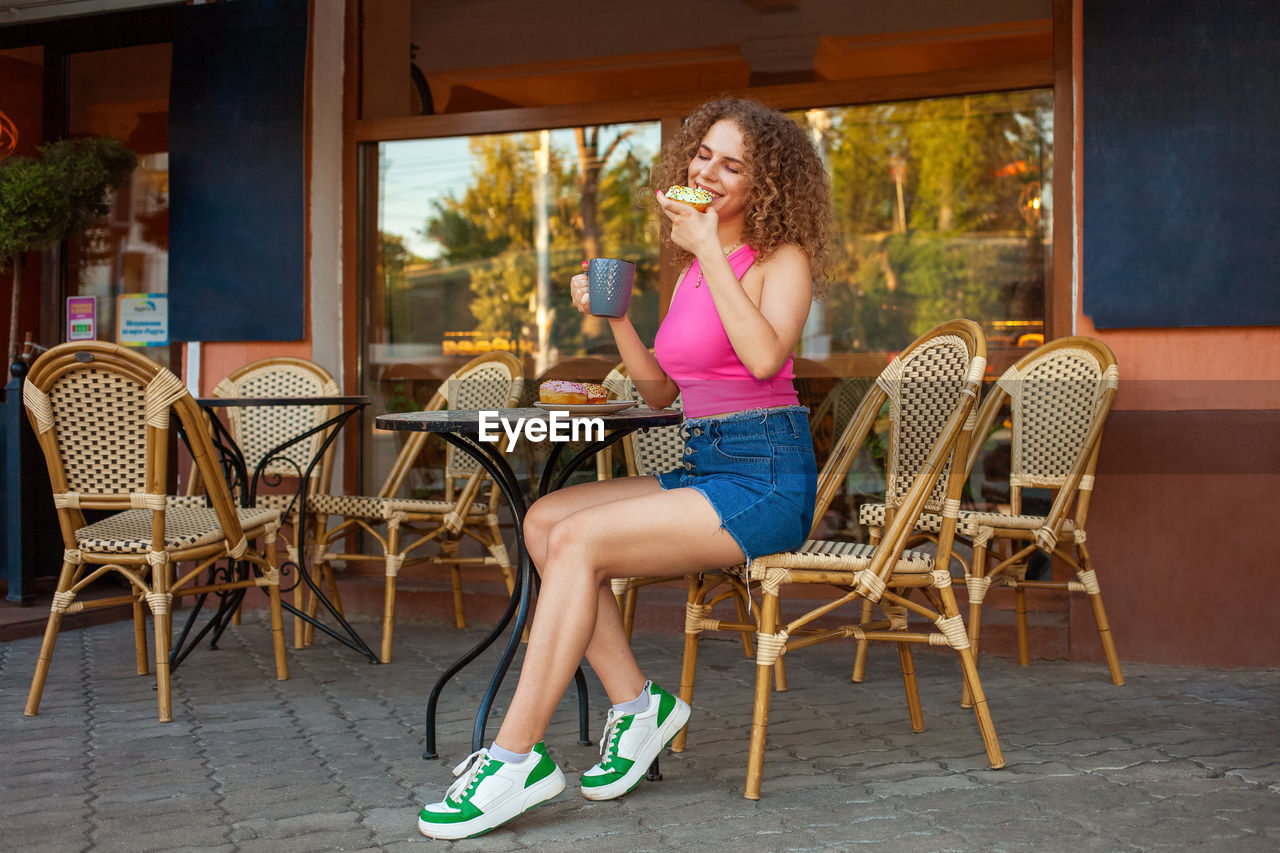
[435,352,523,479]
[213,357,340,487]
[602,363,684,477]
[984,337,1118,491]
[22,341,245,547]
[882,331,979,513]
[826,377,874,437]
[812,320,985,525]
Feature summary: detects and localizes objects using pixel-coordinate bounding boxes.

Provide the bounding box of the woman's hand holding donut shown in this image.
[656,189,720,258]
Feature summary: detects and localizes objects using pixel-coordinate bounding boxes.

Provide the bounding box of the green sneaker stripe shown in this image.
[601,715,636,766]
[525,752,557,787]
[420,800,484,824]
[582,756,634,786]
[655,688,676,726]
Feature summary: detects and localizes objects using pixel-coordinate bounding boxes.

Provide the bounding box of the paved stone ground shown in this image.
[2,613,1278,852]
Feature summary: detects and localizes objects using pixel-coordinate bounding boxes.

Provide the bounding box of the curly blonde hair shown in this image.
[651,98,834,297]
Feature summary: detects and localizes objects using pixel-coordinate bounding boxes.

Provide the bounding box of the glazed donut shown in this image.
[665,185,714,212]
[539,380,588,405]
[582,383,608,404]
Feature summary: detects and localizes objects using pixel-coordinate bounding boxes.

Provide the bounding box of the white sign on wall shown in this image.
[117,293,169,346]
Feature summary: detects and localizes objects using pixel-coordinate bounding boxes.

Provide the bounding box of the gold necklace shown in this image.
[696,241,746,287]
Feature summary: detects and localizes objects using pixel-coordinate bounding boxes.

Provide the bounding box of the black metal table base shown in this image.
[175,397,379,668]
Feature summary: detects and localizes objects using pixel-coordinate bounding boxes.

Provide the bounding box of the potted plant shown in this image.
[1,136,136,366]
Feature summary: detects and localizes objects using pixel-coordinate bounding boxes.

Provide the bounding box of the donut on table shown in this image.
[539,380,588,405]
[582,383,608,404]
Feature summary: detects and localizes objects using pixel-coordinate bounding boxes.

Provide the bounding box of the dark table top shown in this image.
[375,406,682,435]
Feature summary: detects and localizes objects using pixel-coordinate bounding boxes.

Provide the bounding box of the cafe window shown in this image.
[791,89,1051,361]
[364,121,661,494]
[360,89,1052,497]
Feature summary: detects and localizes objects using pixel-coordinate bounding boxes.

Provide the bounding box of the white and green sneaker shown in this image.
[581,681,691,801]
[418,742,565,840]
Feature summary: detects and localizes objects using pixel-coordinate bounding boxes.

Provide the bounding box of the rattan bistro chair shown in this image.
[21,342,288,722]
[308,351,523,662]
[207,357,341,646]
[858,336,1123,687]
[737,319,1003,799]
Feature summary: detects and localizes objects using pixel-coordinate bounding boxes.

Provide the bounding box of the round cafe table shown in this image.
[375,405,682,758]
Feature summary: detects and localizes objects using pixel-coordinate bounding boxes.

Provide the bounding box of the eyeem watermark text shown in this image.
[478,410,605,451]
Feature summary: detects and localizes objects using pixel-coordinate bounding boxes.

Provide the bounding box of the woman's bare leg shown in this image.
[520,477,661,703]
[494,480,745,753]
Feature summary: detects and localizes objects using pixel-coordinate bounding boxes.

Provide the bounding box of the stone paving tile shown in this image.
[1,615,1278,850]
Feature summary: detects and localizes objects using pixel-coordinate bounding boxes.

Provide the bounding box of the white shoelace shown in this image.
[445,749,490,801]
[597,709,624,762]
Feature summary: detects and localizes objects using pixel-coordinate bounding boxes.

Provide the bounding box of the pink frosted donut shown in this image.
[539,380,587,405]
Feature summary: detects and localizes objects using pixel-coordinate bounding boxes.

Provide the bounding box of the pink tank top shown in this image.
[653,244,799,418]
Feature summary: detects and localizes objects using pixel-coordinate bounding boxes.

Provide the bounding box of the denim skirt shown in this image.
[656,406,817,562]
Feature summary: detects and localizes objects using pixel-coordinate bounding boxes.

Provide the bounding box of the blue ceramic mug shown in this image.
[588,258,635,318]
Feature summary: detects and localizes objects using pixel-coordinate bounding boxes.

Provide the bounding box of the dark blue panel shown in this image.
[1083,0,1280,328]
[169,0,308,341]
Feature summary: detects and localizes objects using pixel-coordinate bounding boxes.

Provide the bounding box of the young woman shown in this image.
[419,97,833,840]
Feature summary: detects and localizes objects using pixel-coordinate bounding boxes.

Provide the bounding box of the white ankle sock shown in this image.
[488,742,530,764]
[612,680,652,715]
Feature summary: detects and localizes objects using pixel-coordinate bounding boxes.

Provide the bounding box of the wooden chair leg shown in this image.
[672,575,703,753]
[152,598,173,723]
[26,555,82,717]
[957,642,1005,769]
[323,563,344,615]
[889,597,924,731]
[381,567,397,664]
[379,522,403,662]
[852,521,883,682]
[733,583,754,658]
[133,597,149,675]
[266,567,289,681]
[939,584,1004,769]
[300,558,331,649]
[898,639,925,733]
[623,587,638,642]
[301,578,318,648]
[438,536,465,630]
[450,565,466,630]
[1076,544,1124,685]
[24,610,65,717]
[292,562,307,650]
[745,589,782,801]
[961,540,989,709]
[851,598,874,682]
[1015,584,1030,666]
